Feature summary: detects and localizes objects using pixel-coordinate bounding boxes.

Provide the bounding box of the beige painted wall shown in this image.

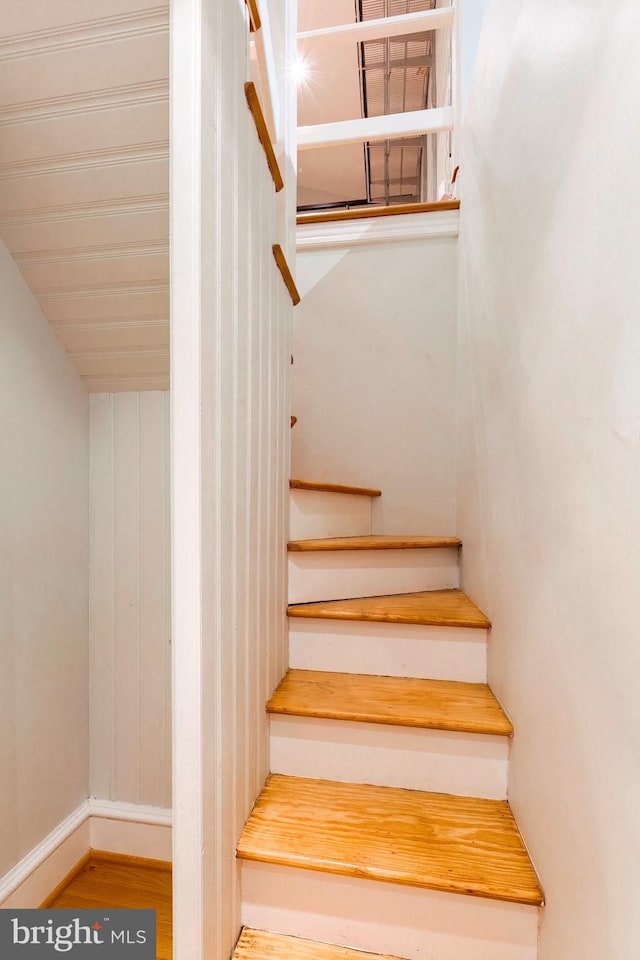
[0,239,89,877]
[456,2,640,957]
[293,238,458,535]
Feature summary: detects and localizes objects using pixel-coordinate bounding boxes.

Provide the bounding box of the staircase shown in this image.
[234,480,543,960]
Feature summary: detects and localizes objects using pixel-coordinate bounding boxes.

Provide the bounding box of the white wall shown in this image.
[0,239,88,878]
[456,3,640,958]
[171,0,292,957]
[89,392,171,809]
[293,238,458,535]
[456,0,487,115]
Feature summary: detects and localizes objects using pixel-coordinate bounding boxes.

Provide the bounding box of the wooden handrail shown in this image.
[273,244,300,306]
[244,82,283,192]
[245,0,261,31]
[296,199,460,226]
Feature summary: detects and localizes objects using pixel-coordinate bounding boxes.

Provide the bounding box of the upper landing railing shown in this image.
[297,7,455,149]
[245,0,459,218]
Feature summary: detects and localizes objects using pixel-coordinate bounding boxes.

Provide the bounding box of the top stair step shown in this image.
[288,535,461,552]
[287,589,490,628]
[234,929,404,960]
[290,479,382,498]
[237,774,544,906]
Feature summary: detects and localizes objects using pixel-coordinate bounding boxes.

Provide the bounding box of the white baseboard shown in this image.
[0,799,173,908]
[0,803,91,909]
[88,799,172,862]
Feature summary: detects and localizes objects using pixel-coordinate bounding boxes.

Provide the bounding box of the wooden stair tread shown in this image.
[290,479,382,498]
[287,589,490,628]
[234,929,404,960]
[237,775,543,905]
[288,535,461,552]
[267,670,512,736]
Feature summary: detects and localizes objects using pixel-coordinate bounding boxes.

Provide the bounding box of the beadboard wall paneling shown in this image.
[0,2,169,391]
[90,391,171,809]
[171,0,293,956]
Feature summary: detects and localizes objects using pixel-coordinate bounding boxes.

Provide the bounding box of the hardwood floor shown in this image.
[46,854,172,960]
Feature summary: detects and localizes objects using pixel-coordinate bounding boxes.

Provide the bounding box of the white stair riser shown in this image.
[288,618,487,682]
[288,548,460,603]
[269,716,509,799]
[241,862,538,960]
[290,490,372,540]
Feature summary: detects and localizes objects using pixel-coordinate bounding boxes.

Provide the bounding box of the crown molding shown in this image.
[0,142,168,181]
[0,79,168,127]
[0,6,169,63]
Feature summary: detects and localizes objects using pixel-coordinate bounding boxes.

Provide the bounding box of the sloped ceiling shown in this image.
[0,0,169,392]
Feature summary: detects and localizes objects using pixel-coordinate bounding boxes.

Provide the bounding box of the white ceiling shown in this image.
[0,0,169,392]
[297,0,367,207]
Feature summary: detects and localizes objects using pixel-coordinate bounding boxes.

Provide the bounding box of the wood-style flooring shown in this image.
[46,854,172,960]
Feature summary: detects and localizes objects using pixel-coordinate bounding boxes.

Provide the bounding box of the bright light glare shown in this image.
[290,53,311,87]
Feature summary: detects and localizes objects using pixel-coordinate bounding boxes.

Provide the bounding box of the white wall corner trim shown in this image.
[296,209,460,250]
[0,800,173,908]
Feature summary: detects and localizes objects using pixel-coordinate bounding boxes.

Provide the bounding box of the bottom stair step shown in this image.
[237,774,543,906]
[234,928,403,960]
